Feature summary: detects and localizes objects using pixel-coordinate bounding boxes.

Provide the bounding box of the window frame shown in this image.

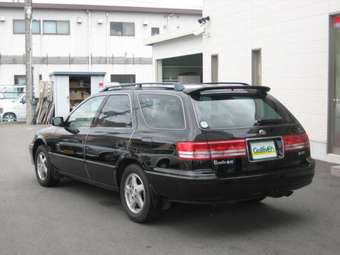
[151,27,160,36]
[251,48,262,85]
[211,54,219,82]
[13,19,41,34]
[110,22,135,37]
[94,93,134,129]
[328,13,340,153]
[14,75,26,85]
[137,92,187,131]
[65,95,106,129]
[43,20,70,35]
[110,74,136,83]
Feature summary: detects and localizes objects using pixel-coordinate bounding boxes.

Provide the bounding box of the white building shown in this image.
[0,1,201,115]
[149,0,340,163]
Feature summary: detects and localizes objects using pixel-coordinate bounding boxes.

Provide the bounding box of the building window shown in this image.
[211,54,219,82]
[252,49,262,85]
[111,74,136,83]
[110,22,135,36]
[43,20,70,35]
[13,20,41,34]
[151,27,160,36]
[14,75,26,85]
[329,15,340,153]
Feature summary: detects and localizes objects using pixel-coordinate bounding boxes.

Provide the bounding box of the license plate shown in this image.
[249,140,277,161]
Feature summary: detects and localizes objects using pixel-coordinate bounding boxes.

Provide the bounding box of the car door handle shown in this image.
[142,137,152,142]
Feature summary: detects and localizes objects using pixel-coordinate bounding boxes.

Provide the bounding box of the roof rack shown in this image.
[100,82,270,95]
[101,82,185,92]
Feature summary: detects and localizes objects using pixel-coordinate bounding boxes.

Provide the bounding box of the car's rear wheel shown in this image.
[120,164,159,223]
[241,195,266,203]
[2,113,16,122]
[34,145,59,187]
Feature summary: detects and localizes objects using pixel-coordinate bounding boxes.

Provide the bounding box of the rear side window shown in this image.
[192,94,293,129]
[96,95,132,128]
[138,94,185,129]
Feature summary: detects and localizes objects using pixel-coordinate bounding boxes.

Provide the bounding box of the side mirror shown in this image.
[51,117,64,127]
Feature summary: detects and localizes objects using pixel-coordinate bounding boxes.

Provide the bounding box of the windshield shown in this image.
[191,94,293,129]
[0,86,25,100]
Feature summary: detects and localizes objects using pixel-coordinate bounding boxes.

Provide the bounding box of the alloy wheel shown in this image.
[124,173,145,214]
[36,152,48,181]
[3,114,16,122]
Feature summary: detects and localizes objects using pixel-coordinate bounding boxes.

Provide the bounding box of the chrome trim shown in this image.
[49,152,85,162]
[145,170,216,180]
[50,152,117,168]
[85,159,116,169]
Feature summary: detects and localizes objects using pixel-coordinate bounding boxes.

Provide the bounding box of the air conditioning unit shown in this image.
[0,17,6,22]
[76,17,82,24]
[97,19,104,25]
[143,20,149,26]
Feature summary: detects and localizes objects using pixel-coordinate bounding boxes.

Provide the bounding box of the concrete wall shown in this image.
[152,35,202,60]
[151,34,202,81]
[202,0,340,161]
[0,7,200,91]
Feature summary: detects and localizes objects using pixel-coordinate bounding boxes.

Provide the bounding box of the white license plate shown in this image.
[249,140,277,161]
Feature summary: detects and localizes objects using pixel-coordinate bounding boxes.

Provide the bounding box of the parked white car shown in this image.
[0,94,26,122]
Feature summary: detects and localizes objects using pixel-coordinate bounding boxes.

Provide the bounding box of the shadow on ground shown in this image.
[50,177,307,237]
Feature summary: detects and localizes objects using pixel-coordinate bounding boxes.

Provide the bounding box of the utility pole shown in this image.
[25,0,33,124]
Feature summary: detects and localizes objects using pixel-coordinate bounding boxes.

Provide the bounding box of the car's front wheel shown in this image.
[2,113,16,122]
[120,164,159,223]
[34,145,59,187]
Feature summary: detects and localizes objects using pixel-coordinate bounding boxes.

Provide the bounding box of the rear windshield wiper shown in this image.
[254,119,285,125]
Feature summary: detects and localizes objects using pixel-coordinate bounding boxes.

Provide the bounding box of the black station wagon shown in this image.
[29,83,315,223]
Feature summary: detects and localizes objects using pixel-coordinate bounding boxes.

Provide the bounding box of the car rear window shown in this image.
[138,94,185,129]
[191,93,293,129]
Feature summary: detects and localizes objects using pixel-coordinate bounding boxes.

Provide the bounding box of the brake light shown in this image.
[176,139,246,160]
[283,133,309,151]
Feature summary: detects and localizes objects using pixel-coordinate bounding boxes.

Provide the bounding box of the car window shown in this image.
[67,96,105,129]
[138,94,185,129]
[191,94,293,129]
[96,95,132,128]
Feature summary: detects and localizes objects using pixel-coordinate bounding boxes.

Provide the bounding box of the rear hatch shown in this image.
[179,86,311,177]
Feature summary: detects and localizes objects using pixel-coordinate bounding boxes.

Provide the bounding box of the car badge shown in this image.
[258,129,266,135]
[200,121,209,129]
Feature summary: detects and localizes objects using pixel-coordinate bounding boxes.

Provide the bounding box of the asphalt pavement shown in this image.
[1,124,340,255]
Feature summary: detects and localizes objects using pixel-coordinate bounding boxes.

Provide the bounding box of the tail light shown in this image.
[176,139,246,160]
[283,133,309,151]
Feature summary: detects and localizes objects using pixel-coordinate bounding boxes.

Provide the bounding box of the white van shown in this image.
[0,94,26,122]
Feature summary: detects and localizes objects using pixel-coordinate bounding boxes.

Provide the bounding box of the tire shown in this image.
[2,113,16,122]
[120,164,160,223]
[34,145,59,187]
[241,196,266,204]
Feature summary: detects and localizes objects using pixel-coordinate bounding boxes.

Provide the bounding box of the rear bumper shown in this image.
[146,161,315,203]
